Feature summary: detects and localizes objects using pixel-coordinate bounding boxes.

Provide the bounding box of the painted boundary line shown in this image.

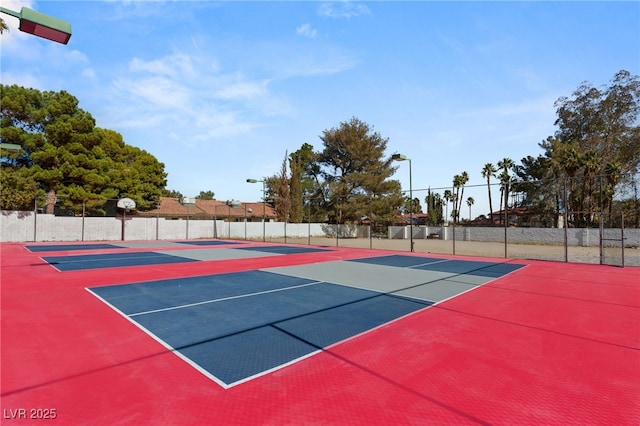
[85,287,232,389]
[129,281,325,317]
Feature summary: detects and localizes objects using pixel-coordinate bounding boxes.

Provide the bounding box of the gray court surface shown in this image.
[116,241,241,249]
[115,241,191,248]
[265,256,523,303]
[40,243,334,271]
[155,248,282,261]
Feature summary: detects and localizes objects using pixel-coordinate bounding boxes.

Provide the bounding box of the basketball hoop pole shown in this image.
[117,198,136,241]
[121,208,126,241]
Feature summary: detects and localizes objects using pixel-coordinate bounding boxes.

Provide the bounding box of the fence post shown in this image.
[599,212,604,265]
[82,200,86,241]
[452,223,456,255]
[599,175,604,265]
[503,206,507,258]
[33,199,38,242]
[563,178,568,262]
[621,212,625,268]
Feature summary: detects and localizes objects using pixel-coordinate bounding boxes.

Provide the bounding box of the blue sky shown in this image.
[1,0,638,215]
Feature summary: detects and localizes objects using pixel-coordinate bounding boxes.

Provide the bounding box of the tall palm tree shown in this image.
[0,18,9,35]
[466,196,474,221]
[452,171,469,224]
[452,175,462,223]
[481,163,497,223]
[443,189,453,225]
[498,158,515,224]
[458,171,469,223]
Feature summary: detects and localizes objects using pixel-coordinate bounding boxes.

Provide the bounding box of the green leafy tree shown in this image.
[603,161,623,220]
[0,85,168,213]
[288,154,303,223]
[317,117,403,224]
[401,196,422,214]
[109,141,167,211]
[196,190,215,200]
[0,167,39,210]
[273,152,291,222]
[551,70,639,174]
[512,155,558,226]
[538,70,639,226]
[425,190,443,225]
[163,189,184,200]
[288,143,324,222]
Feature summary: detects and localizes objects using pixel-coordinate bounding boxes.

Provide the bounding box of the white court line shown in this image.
[48,252,171,264]
[406,259,452,269]
[129,281,326,317]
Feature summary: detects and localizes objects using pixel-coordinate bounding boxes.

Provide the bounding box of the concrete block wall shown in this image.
[388,225,639,248]
[0,211,328,242]
[1,211,638,247]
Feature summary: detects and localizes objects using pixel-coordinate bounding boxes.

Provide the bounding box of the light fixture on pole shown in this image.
[392,153,414,252]
[246,178,266,242]
[0,6,72,44]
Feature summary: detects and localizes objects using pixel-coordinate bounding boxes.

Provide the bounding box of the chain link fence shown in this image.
[2,173,638,267]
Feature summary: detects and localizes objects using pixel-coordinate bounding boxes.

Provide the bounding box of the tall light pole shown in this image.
[0,6,72,44]
[392,153,414,252]
[246,178,266,242]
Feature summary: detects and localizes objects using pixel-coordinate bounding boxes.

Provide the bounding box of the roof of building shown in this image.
[138,197,277,219]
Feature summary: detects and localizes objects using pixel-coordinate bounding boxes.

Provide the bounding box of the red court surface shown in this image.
[1,241,639,425]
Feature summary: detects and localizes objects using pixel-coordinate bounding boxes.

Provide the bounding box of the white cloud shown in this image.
[215,79,269,100]
[0,70,40,89]
[81,68,97,80]
[114,75,192,109]
[318,2,370,19]
[129,53,196,79]
[101,48,286,147]
[98,36,357,144]
[296,23,317,39]
[275,48,360,78]
[0,5,40,57]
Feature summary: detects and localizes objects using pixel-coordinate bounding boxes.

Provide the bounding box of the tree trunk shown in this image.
[46,189,56,215]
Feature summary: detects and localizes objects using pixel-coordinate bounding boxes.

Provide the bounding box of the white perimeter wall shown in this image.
[1,211,638,247]
[389,225,640,247]
[0,211,327,242]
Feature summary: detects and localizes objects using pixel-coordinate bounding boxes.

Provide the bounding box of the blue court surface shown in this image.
[350,254,524,276]
[26,243,123,252]
[44,252,199,271]
[88,254,524,387]
[41,245,333,271]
